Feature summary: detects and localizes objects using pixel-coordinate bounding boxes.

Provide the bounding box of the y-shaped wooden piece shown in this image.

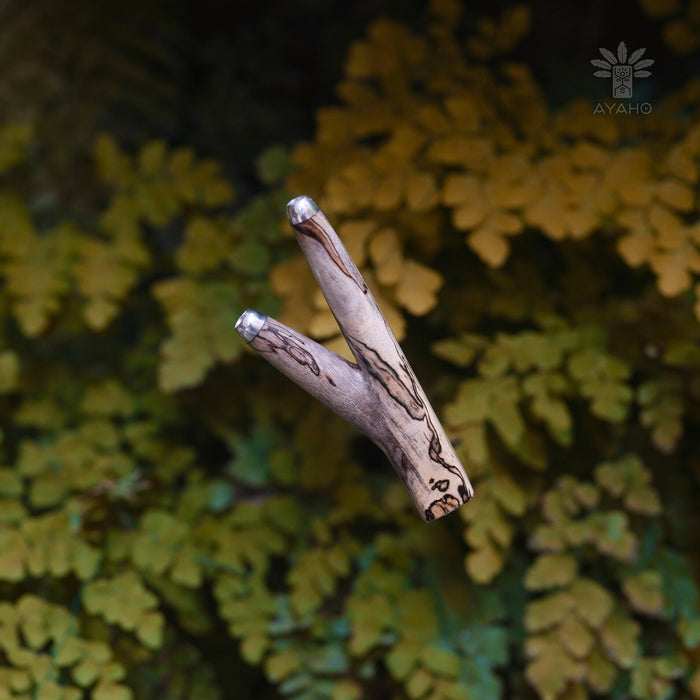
[236,196,473,521]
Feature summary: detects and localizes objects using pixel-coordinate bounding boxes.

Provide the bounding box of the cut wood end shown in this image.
[424,481,474,522]
[287,195,320,225]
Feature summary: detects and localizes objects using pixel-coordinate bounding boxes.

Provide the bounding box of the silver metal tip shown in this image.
[235,309,266,342]
[287,196,319,225]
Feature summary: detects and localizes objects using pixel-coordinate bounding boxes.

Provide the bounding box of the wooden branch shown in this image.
[236,196,473,521]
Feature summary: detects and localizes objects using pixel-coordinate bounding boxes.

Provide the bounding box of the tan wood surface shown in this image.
[236,196,473,521]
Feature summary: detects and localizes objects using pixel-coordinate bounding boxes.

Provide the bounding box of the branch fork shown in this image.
[236,196,473,521]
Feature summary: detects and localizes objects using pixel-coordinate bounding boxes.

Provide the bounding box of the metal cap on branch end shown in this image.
[235,309,266,342]
[287,195,319,225]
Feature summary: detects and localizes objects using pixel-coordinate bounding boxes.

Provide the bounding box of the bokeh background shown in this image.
[1,0,700,698]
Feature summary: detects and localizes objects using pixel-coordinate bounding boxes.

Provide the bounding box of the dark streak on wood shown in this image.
[348,335,424,420]
[400,452,423,483]
[295,219,368,295]
[257,326,320,377]
[350,333,469,503]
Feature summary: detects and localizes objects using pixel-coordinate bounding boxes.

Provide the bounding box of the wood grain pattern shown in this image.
[236,196,473,521]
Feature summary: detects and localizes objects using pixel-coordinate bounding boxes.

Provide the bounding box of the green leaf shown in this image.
[255,145,294,185]
[0,121,33,174]
[73,658,101,687]
[479,345,511,377]
[431,335,484,367]
[663,341,700,367]
[348,618,387,656]
[53,638,83,668]
[139,140,167,175]
[208,480,235,512]
[385,639,420,680]
[0,350,19,393]
[227,425,283,486]
[568,578,614,629]
[556,615,595,659]
[599,610,640,668]
[94,134,132,186]
[525,554,578,591]
[265,497,302,535]
[406,667,434,699]
[525,639,584,700]
[526,591,573,632]
[491,470,527,516]
[308,645,349,675]
[170,548,202,587]
[0,468,23,497]
[489,392,525,448]
[331,680,363,700]
[465,539,504,584]
[80,379,134,417]
[589,511,637,560]
[175,217,230,274]
[530,394,572,444]
[678,617,700,647]
[421,645,459,678]
[136,611,164,649]
[154,279,242,391]
[35,680,63,700]
[265,650,302,682]
[72,542,101,581]
[240,634,269,665]
[586,645,618,693]
[230,240,271,275]
[0,529,26,581]
[623,570,664,615]
[92,682,134,700]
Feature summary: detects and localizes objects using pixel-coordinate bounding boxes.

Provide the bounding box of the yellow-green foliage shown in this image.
[0,1,700,699]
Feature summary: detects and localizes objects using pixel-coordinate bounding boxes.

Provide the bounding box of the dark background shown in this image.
[1,0,689,206]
